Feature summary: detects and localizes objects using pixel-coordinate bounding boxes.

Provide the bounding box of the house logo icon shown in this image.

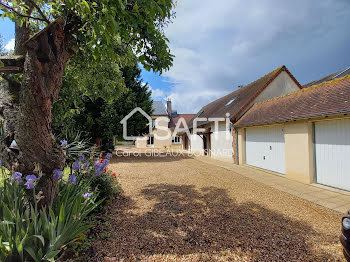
[120,107,153,141]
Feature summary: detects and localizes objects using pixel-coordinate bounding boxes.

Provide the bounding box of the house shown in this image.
[303,66,350,88]
[188,66,302,162]
[169,112,196,150]
[235,75,350,191]
[136,100,195,149]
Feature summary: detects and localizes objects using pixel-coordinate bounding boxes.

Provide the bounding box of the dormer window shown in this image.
[225,97,236,106]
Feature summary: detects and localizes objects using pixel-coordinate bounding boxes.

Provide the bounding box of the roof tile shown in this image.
[236,75,350,127]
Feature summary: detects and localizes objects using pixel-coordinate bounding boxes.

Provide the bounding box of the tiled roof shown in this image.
[188,66,302,128]
[169,114,196,130]
[152,101,168,116]
[303,67,350,88]
[235,75,350,127]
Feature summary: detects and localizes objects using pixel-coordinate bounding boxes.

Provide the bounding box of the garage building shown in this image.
[236,75,350,191]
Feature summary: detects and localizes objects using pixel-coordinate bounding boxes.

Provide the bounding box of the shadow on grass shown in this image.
[89,184,338,261]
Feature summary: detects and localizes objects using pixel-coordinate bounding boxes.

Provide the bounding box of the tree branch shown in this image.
[0,2,49,23]
[26,0,50,24]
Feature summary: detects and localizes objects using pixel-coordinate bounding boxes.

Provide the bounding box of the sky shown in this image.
[1,0,350,113]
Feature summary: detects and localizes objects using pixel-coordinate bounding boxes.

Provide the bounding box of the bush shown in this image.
[87,156,121,205]
[0,150,118,261]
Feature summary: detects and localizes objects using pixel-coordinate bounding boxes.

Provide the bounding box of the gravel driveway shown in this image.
[91,153,345,261]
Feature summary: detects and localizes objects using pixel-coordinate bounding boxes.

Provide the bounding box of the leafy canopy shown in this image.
[52,61,153,148]
[0,0,176,73]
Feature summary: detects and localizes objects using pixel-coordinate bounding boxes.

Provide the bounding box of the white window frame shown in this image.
[147,136,154,146]
[172,136,181,144]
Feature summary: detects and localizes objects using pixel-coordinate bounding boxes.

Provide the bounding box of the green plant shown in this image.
[0,154,110,261]
[58,130,95,165]
[88,170,121,207]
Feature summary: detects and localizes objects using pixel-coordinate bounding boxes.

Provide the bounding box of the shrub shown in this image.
[87,155,121,205]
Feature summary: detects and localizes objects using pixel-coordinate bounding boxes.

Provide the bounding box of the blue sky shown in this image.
[1,0,350,113]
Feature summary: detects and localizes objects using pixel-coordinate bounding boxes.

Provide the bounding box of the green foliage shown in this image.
[1,0,176,73]
[0,175,102,261]
[58,130,95,165]
[0,147,120,261]
[52,63,153,148]
[87,169,121,208]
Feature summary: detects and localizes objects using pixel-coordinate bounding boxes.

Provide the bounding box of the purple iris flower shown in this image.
[79,155,85,161]
[82,193,91,199]
[60,140,68,147]
[24,174,37,189]
[72,161,81,170]
[101,159,109,168]
[106,153,112,160]
[10,172,23,184]
[53,169,63,180]
[67,174,77,185]
[95,167,103,176]
[83,162,90,170]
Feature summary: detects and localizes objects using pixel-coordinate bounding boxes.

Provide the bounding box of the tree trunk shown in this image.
[15,20,70,206]
[15,22,30,57]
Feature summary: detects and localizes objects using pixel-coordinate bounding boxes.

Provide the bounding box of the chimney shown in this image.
[167,99,172,117]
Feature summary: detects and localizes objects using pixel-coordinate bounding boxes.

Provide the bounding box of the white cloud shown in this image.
[5,38,15,51]
[151,88,165,99]
[145,83,166,100]
[160,0,350,113]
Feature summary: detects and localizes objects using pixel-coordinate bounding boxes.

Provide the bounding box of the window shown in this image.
[147,136,154,146]
[172,136,181,144]
[225,97,236,106]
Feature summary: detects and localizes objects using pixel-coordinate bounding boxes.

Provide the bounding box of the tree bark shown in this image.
[15,22,30,56]
[14,21,70,205]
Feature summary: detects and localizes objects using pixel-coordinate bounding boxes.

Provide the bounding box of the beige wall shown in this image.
[237,71,301,119]
[136,116,186,149]
[238,128,246,165]
[135,138,148,148]
[284,121,314,184]
[237,120,315,184]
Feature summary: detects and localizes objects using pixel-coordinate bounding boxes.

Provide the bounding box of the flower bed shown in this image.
[0,146,119,261]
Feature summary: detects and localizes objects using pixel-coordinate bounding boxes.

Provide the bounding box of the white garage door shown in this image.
[245,125,286,174]
[315,119,350,191]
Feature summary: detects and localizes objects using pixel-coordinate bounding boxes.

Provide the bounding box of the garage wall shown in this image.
[284,122,314,184]
[238,121,314,183]
[238,128,246,165]
[210,122,233,160]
